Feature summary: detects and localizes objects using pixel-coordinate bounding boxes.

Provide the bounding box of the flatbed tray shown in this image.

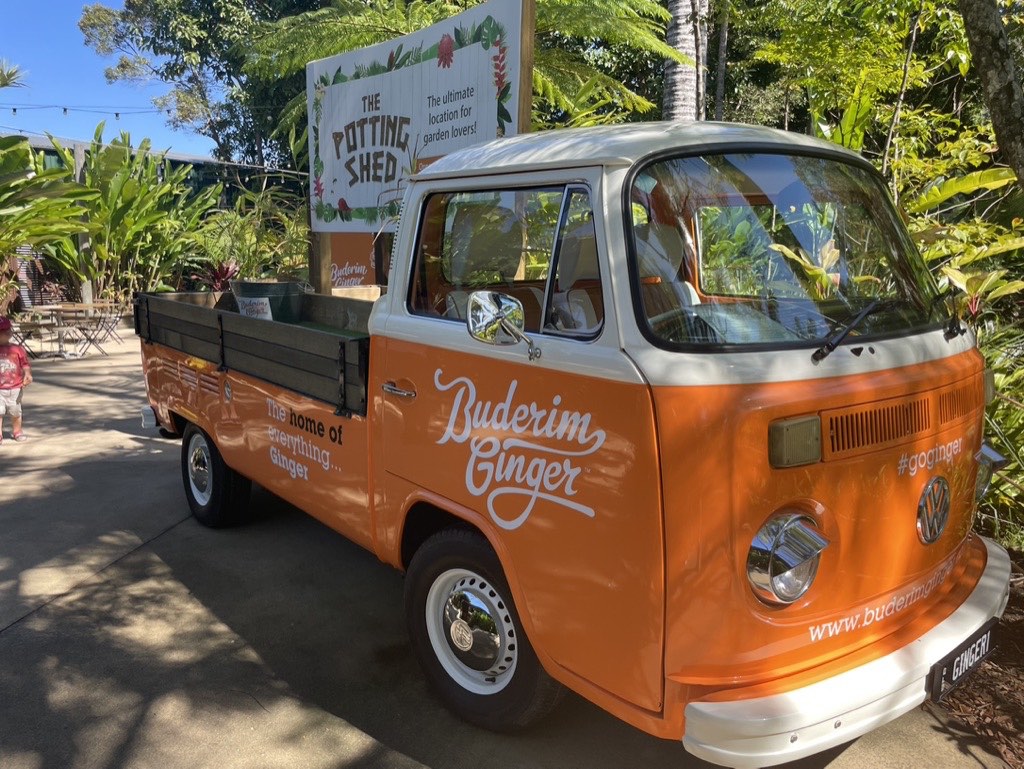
[135,291,372,417]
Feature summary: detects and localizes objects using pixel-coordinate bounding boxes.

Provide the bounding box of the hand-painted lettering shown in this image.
[434,370,605,530]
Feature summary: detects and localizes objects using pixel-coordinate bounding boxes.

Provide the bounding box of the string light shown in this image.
[0,102,291,117]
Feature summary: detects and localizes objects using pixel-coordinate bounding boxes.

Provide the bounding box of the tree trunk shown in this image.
[663,0,709,122]
[714,0,729,121]
[958,0,1024,182]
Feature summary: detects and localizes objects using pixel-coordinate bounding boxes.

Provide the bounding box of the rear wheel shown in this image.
[180,424,251,527]
[405,529,563,731]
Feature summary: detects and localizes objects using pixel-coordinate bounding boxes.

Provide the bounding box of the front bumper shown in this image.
[682,537,1011,769]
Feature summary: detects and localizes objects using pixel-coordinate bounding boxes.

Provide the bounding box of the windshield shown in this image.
[628,152,943,351]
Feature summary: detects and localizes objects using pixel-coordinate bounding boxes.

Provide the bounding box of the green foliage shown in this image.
[79,1,320,164]
[978,322,1024,548]
[0,135,97,312]
[192,186,310,285]
[44,124,222,301]
[0,60,25,89]
[245,0,682,135]
[908,168,1018,214]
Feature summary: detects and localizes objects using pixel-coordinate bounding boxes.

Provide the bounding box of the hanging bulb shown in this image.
[115,112,120,120]
[63,107,68,116]
[11,108,15,116]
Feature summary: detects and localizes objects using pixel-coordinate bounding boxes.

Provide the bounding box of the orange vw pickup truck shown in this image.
[138,122,1011,767]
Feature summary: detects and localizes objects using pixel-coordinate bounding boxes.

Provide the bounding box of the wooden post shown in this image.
[310,231,333,295]
[517,0,536,134]
[73,142,94,304]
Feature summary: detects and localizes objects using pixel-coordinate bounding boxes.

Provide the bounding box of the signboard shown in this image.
[306,0,526,234]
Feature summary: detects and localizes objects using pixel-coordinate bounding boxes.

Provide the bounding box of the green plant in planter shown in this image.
[193,186,309,284]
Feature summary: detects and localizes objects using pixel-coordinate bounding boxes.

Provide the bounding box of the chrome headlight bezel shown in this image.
[747,513,830,606]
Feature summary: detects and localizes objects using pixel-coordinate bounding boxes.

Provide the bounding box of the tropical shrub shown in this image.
[45,124,223,301]
[191,186,310,287]
[0,135,96,313]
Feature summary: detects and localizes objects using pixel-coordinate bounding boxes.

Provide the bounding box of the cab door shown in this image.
[379,170,666,711]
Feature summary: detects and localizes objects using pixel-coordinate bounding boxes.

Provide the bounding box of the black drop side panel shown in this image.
[135,292,371,417]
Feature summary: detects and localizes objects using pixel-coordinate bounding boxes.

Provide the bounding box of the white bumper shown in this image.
[682,538,1011,769]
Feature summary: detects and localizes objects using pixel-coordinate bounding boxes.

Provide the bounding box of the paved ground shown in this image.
[0,336,1009,769]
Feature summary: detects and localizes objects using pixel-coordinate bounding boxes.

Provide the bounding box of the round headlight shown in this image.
[747,514,829,605]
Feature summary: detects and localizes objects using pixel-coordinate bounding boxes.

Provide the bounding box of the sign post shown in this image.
[305,0,532,290]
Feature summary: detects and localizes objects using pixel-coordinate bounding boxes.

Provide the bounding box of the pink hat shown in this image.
[0,317,11,332]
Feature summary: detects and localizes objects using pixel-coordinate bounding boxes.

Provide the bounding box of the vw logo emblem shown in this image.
[918,476,950,545]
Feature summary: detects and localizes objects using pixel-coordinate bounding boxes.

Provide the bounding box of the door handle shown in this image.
[382,381,416,399]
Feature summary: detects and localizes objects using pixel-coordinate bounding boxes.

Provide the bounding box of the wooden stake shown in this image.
[518,0,536,134]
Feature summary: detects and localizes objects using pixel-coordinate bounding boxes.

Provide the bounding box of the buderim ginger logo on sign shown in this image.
[434,370,606,530]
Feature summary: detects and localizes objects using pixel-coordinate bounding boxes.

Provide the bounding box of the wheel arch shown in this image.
[400,501,479,571]
[165,409,188,436]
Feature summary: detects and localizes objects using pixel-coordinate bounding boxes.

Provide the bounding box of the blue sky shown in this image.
[0,1,216,157]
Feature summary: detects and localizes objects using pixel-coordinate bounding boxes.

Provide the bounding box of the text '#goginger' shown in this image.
[434,370,606,530]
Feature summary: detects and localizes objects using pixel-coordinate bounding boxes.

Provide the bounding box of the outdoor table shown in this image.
[10,316,59,359]
[53,304,110,357]
[14,304,110,358]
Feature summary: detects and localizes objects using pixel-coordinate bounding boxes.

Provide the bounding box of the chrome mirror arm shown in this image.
[499,317,542,361]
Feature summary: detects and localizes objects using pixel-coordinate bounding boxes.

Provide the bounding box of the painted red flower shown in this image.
[313,175,324,200]
[493,43,507,91]
[438,34,454,68]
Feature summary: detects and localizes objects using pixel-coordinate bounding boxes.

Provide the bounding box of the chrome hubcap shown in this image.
[426,568,518,694]
[187,434,212,506]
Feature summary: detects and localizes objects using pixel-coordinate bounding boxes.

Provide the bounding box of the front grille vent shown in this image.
[827,399,930,457]
[939,384,974,425]
[177,364,198,389]
[821,378,981,462]
[199,372,220,395]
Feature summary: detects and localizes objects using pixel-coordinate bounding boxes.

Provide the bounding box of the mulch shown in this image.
[942,547,1024,768]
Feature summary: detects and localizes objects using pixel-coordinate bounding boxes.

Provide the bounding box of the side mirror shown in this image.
[467,291,542,361]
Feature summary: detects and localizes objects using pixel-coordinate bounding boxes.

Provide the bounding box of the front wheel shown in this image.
[180,424,251,527]
[404,529,563,731]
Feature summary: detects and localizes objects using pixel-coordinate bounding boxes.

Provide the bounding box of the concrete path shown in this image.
[0,337,1008,769]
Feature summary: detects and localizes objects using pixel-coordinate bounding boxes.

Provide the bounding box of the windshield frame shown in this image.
[622,144,948,355]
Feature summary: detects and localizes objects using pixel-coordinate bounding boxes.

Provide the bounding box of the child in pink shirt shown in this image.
[0,317,32,443]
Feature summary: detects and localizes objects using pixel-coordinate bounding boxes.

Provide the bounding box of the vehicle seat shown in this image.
[443,205,543,330]
[551,217,603,333]
[634,222,700,319]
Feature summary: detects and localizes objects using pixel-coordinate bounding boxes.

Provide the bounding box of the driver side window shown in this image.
[408,185,604,340]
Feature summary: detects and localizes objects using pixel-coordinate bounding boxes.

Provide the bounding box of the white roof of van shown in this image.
[415,121,864,180]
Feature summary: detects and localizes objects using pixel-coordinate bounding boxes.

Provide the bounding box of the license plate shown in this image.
[928,619,997,701]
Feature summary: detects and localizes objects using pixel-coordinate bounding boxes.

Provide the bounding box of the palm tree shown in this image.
[0,60,25,90]
[662,0,708,122]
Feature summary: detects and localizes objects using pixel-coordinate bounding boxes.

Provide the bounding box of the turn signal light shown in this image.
[769,415,822,468]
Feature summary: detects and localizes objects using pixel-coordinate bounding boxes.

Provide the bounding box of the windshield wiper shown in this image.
[928,287,967,340]
[812,298,889,363]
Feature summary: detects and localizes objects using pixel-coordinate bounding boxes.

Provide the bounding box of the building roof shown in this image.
[416,121,866,180]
